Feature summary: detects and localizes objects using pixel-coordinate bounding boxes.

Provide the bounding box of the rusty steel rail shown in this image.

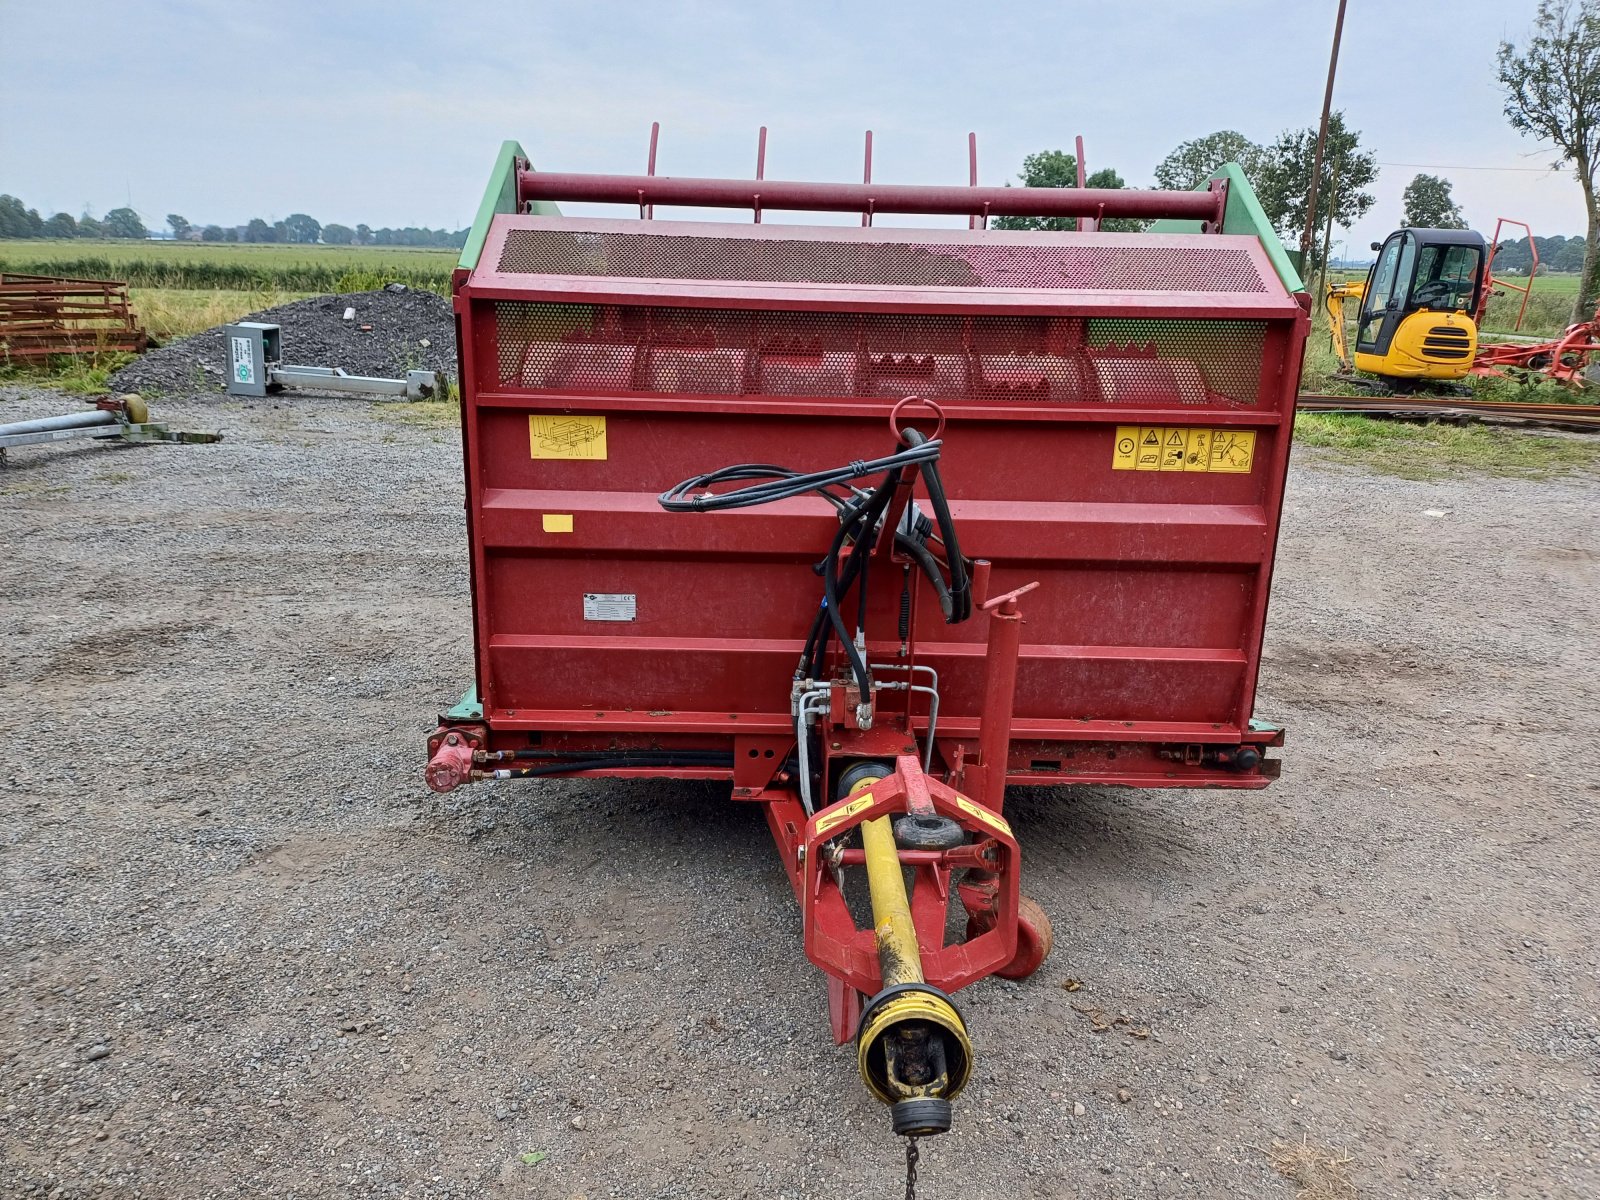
[0,273,148,361]
[1298,392,1600,432]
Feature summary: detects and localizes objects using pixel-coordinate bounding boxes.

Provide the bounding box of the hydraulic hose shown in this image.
[898,428,969,622]
[820,479,896,699]
[894,532,954,620]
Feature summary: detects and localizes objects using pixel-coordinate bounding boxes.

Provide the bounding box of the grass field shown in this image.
[0,239,454,293]
[1295,411,1600,479]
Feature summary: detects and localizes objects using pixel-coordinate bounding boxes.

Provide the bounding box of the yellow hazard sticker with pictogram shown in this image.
[529,414,607,460]
[953,795,1013,837]
[814,792,876,835]
[1112,425,1255,474]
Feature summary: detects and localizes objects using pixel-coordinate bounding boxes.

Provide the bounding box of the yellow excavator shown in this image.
[1326,227,1487,390]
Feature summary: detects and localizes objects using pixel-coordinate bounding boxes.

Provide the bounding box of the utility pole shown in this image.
[1300,0,1348,281]
[1317,153,1342,300]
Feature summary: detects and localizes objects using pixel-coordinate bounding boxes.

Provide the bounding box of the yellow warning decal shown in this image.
[953,795,1012,838]
[541,513,574,533]
[1113,426,1255,473]
[529,414,607,460]
[814,793,876,835]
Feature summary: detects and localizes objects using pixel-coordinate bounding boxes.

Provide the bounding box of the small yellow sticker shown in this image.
[814,793,875,835]
[1113,425,1255,474]
[541,513,574,533]
[953,795,1013,838]
[529,414,607,460]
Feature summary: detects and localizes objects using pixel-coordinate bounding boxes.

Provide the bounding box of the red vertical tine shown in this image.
[968,132,979,229]
[755,126,767,223]
[644,121,659,219]
[861,130,873,227]
[1075,134,1095,232]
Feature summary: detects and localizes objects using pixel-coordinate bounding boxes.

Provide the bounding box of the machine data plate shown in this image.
[583,593,637,622]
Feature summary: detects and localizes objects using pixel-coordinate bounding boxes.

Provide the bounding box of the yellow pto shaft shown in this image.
[861,813,924,986]
[845,769,973,1138]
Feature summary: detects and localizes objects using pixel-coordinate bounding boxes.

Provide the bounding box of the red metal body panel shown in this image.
[450,214,1305,788]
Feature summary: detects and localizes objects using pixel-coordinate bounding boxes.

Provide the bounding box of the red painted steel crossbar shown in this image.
[517,171,1226,224]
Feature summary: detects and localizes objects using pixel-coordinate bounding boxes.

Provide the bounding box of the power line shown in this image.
[1377,161,1562,173]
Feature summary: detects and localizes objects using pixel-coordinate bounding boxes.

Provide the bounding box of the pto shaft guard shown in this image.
[800,756,1021,1001]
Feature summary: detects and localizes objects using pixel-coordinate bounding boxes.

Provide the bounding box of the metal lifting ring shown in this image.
[889,395,946,446]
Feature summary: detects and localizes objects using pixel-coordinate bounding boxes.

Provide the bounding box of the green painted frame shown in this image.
[457,141,563,274]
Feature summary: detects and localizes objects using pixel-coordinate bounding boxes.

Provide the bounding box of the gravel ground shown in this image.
[1,384,1596,1199]
[108,288,456,397]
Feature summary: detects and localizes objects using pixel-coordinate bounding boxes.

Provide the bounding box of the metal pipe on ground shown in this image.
[0,410,120,438]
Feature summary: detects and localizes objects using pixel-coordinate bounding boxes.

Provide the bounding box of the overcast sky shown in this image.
[0,0,1578,253]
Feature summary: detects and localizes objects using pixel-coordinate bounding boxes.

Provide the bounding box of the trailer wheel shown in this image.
[994,896,1054,980]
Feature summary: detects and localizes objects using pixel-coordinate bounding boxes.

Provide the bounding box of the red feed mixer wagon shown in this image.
[427,136,1309,1144]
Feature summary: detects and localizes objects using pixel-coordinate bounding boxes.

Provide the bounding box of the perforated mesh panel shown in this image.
[497,228,1269,294]
[493,303,1266,406]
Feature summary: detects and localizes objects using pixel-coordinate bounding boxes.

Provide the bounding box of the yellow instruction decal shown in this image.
[541,513,574,533]
[529,414,607,460]
[1113,425,1255,474]
[953,795,1013,838]
[814,793,875,835]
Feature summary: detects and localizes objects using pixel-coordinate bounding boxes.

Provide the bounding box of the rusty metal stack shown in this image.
[0,273,148,361]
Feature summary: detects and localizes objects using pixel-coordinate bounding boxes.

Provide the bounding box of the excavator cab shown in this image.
[1328,227,1487,386]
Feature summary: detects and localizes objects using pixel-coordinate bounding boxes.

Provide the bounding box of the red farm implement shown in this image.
[428,135,1309,1160]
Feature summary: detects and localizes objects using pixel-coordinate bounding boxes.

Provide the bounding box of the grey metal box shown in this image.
[224,322,282,397]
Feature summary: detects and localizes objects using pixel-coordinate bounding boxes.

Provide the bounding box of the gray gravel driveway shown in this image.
[2,386,1595,1199]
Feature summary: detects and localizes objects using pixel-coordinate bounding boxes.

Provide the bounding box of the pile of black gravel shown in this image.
[111,285,457,397]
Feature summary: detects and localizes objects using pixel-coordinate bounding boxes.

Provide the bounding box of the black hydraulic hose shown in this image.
[802,538,870,680]
[899,427,969,623]
[821,484,891,698]
[895,531,954,620]
[658,443,939,512]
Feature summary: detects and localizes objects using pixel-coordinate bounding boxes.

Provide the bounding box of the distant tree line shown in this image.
[0,195,148,239]
[1481,234,1589,275]
[0,195,466,249]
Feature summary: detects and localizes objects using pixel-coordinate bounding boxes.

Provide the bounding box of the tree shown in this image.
[1253,111,1378,269]
[1554,235,1588,270]
[355,223,372,245]
[990,150,1140,232]
[272,220,288,243]
[0,194,43,237]
[167,213,192,240]
[244,218,273,243]
[200,224,224,242]
[283,212,321,244]
[1499,0,1600,321]
[1400,174,1466,229]
[77,215,104,238]
[1154,130,1267,191]
[222,226,239,243]
[41,212,77,238]
[321,222,355,245]
[102,207,147,239]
